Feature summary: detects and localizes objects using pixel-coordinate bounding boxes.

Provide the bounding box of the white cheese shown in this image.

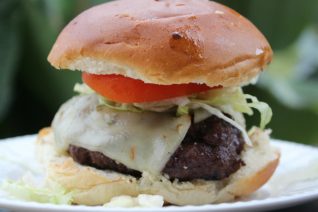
[52,94,191,175]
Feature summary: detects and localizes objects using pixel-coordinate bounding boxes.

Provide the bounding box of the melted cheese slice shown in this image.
[52,94,191,175]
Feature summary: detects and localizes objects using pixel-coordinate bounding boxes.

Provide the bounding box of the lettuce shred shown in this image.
[176,105,189,116]
[192,102,252,145]
[245,95,273,129]
[74,83,94,95]
[98,98,143,113]
[74,83,272,129]
[194,87,273,129]
[1,180,73,205]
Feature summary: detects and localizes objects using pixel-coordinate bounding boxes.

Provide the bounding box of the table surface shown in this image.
[1,200,318,212]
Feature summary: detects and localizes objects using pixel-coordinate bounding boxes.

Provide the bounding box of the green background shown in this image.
[1,0,318,145]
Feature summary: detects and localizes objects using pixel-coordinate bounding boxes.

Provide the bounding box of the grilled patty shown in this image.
[68,115,245,181]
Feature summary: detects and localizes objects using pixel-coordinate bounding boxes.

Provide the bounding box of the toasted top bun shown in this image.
[48,0,272,87]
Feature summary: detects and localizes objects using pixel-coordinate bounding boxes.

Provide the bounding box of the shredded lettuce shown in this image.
[75,83,172,113]
[74,83,272,129]
[134,97,190,112]
[1,180,73,204]
[245,94,273,129]
[217,105,246,127]
[74,83,94,95]
[176,105,189,116]
[98,98,143,113]
[196,87,254,115]
[194,87,272,129]
[190,102,252,145]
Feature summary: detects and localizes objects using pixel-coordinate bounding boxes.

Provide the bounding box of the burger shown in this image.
[37,0,280,206]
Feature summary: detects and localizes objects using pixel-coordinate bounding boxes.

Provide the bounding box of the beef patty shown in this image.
[68,115,245,181]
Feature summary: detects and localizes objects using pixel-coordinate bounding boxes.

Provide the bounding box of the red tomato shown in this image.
[82,73,215,103]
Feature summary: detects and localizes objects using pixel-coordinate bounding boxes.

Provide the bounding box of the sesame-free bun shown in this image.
[48,0,272,87]
[36,128,279,206]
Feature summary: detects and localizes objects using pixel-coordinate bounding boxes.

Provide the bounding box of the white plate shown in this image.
[1,135,318,212]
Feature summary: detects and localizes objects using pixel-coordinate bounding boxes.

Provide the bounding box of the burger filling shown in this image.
[52,83,271,182]
[68,115,244,181]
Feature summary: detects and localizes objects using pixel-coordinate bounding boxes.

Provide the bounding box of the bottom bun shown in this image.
[36,127,279,206]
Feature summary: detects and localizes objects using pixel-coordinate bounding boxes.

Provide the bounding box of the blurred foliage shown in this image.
[260,28,318,111]
[0,0,317,144]
[0,0,20,122]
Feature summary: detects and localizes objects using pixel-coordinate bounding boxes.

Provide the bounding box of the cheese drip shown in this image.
[52,94,191,175]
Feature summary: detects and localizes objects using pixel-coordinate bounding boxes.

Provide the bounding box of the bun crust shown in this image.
[37,128,279,206]
[48,0,272,87]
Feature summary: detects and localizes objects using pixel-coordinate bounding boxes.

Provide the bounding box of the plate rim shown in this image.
[1,188,318,212]
[0,135,318,211]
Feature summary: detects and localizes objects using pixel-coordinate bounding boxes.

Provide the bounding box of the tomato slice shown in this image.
[82,73,215,103]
